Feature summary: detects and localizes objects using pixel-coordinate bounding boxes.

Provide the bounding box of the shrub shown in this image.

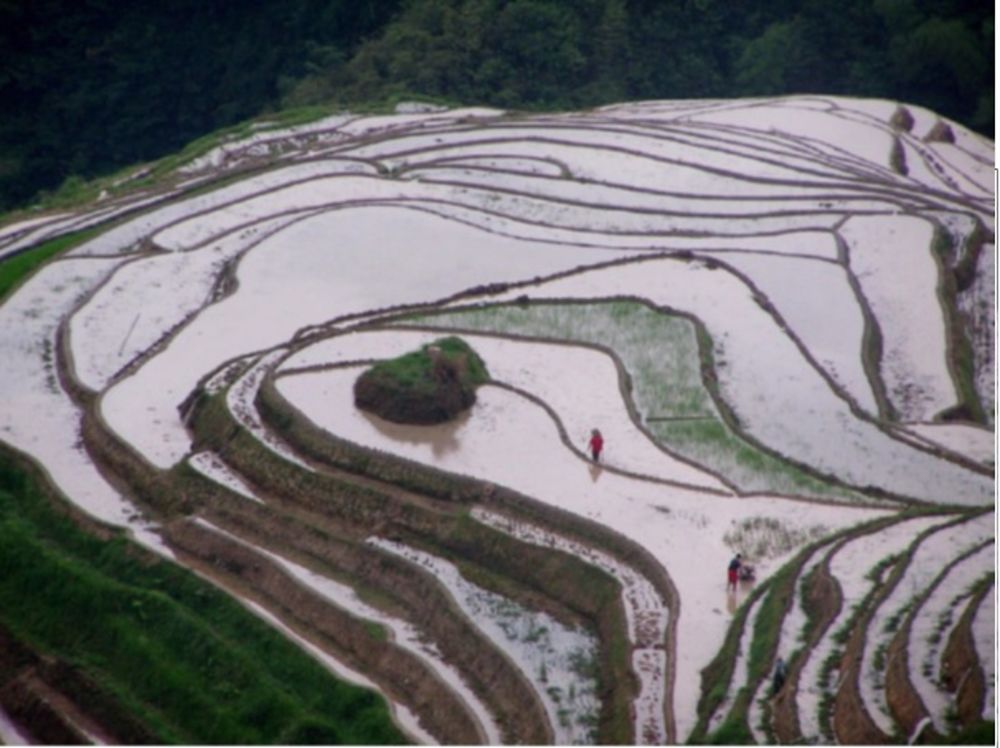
[354,336,489,424]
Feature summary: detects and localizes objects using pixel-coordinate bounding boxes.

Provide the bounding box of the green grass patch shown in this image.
[366,336,489,391]
[0,446,406,745]
[0,227,103,302]
[704,710,755,744]
[745,562,798,683]
[945,720,995,744]
[689,581,771,741]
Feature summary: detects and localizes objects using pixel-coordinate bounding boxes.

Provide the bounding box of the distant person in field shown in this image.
[772,657,788,695]
[727,553,742,593]
[588,428,604,462]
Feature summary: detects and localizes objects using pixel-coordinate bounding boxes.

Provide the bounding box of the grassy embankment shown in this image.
[0,244,405,744]
[0,446,406,744]
[0,228,105,301]
[209,381,637,743]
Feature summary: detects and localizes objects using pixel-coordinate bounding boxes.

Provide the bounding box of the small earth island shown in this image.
[353,336,490,425]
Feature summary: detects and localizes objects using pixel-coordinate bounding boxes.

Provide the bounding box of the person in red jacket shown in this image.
[727,553,743,594]
[588,428,604,462]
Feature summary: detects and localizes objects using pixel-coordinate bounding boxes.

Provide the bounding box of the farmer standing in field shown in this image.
[771,657,788,695]
[588,428,604,462]
[727,553,742,594]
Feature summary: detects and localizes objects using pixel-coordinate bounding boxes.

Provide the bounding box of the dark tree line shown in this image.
[0,0,403,211]
[318,0,992,128]
[1,0,992,212]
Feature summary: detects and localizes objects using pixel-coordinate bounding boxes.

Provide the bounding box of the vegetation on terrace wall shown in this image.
[0,446,406,744]
[1,0,992,213]
[0,227,101,301]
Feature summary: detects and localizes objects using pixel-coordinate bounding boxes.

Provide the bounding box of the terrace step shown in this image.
[940,581,993,728]
[164,516,500,745]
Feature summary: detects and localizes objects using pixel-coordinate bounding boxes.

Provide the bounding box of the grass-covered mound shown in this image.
[354,336,489,425]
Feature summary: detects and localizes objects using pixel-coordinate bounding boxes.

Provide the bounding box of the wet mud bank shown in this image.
[181,487,561,744]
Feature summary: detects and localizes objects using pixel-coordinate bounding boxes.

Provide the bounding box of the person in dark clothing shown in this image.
[727,553,742,593]
[588,428,604,462]
[772,657,788,695]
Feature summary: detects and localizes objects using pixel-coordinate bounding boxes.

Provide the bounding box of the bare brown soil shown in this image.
[832,567,899,745]
[884,626,938,741]
[941,582,992,728]
[771,554,843,743]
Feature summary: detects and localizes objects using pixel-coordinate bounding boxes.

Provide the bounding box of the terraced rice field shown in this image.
[0,96,994,744]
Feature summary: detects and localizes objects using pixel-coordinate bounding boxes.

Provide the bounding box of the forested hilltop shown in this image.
[1,0,993,212]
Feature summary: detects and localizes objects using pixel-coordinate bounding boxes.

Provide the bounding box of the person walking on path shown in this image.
[588,428,604,462]
[727,553,742,594]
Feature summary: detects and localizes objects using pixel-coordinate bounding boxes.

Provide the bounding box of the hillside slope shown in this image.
[0,96,994,744]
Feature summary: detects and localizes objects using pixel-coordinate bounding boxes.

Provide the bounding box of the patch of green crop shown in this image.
[407,301,860,501]
[0,446,405,745]
[0,227,103,302]
[689,582,771,740]
[746,562,797,682]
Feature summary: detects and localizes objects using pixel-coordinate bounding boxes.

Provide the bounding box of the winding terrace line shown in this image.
[196,379,645,743]
[8,98,992,746]
[329,124,990,216]
[769,535,848,743]
[367,303,877,504]
[831,512,990,743]
[940,578,994,728]
[301,311,869,505]
[247,367,683,742]
[384,323,735,496]
[165,515,520,745]
[882,539,994,742]
[429,254,993,498]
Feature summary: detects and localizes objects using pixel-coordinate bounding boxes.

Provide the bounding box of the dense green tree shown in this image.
[588,0,629,102]
[0,0,404,211]
[734,20,803,93]
[1,0,993,213]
